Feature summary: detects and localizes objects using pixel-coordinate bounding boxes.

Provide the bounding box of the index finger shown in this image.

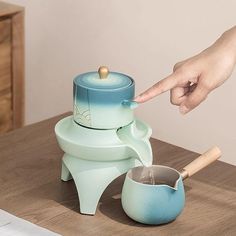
[134,72,180,103]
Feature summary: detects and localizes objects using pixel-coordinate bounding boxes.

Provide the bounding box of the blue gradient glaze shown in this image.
[121,169,185,225]
[73,70,136,129]
[74,84,134,104]
[73,72,134,104]
[74,71,132,90]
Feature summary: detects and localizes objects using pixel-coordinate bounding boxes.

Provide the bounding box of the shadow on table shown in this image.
[99,174,156,227]
[43,158,236,228]
[50,171,193,226]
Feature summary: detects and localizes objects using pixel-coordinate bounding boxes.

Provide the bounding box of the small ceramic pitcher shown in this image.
[121,146,221,225]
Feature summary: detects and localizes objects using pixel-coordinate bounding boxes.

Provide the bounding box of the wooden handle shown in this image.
[181,146,221,179]
[98,66,109,79]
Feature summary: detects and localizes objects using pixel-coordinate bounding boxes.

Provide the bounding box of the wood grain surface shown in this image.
[0,1,23,18]
[0,93,12,132]
[0,113,235,236]
[0,1,24,133]
[0,18,12,132]
[0,18,11,94]
[11,10,24,128]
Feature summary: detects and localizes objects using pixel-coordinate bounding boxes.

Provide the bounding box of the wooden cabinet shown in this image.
[0,2,24,133]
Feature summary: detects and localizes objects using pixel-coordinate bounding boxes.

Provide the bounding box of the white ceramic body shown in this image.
[121,165,185,225]
[55,116,152,163]
[73,102,134,129]
[55,115,153,215]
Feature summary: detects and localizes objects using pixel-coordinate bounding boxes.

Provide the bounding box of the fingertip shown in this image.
[179,105,189,115]
[133,95,145,103]
[133,95,141,102]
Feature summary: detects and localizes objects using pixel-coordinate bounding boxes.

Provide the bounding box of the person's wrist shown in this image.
[219,27,236,65]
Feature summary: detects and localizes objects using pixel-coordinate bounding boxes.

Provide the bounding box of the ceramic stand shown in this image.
[61,154,141,215]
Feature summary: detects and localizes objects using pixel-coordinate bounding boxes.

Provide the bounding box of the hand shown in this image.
[134,26,236,114]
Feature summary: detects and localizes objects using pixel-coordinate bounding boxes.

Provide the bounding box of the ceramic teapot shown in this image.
[73,66,138,129]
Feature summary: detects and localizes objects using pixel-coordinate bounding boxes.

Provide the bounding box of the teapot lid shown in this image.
[74,66,133,90]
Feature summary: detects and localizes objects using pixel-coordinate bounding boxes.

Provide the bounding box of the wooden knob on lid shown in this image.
[98,66,109,79]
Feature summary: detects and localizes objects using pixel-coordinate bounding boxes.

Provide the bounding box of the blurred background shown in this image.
[5,0,236,165]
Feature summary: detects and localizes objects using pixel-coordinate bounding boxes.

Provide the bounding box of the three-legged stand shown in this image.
[61,154,141,215]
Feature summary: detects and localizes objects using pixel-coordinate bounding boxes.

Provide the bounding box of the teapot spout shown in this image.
[117,119,153,167]
[122,100,139,110]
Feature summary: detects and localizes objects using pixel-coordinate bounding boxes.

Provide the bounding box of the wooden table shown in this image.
[0,113,235,236]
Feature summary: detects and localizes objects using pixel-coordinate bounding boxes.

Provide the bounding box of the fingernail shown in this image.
[134,95,142,102]
[179,105,189,114]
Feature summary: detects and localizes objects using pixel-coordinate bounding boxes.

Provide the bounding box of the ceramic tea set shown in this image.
[55,66,221,225]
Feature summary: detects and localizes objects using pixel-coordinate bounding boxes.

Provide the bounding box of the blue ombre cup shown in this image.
[73,66,137,129]
[121,165,185,225]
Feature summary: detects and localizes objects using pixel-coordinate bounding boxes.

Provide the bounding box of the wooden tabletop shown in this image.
[0,113,235,236]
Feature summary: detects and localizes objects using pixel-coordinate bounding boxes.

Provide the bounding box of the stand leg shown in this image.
[61,161,72,181]
[62,154,141,215]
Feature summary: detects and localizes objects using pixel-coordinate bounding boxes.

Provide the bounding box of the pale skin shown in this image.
[134,26,236,114]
